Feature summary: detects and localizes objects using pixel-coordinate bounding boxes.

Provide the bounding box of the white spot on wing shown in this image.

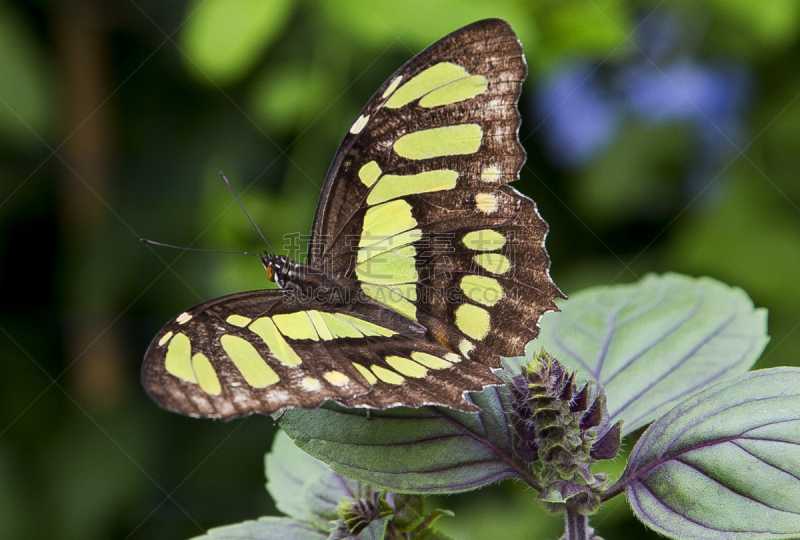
[475,193,498,214]
[444,353,462,363]
[158,331,173,347]
[481,166,502,183]
[350,114,370,135]
[176,312,192,325]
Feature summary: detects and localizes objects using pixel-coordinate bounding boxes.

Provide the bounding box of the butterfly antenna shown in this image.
[140,238,263,258]
[220,172,276,255]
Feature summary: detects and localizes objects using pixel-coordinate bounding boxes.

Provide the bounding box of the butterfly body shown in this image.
[263,252,427,337]
[143,19,565,420]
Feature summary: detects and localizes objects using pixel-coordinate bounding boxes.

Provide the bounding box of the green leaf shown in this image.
[266,431,362,529]
[192,516,326,539]
[415,530,455,540]
[181,0,294,84]
[708,0,800,52]
[354,516,390,540]
[266,430,330,522]
[413,508,455,538]
[279,386,531,494]
[617,368,800,540]
[535,273,769,435]
[392,494,425,532]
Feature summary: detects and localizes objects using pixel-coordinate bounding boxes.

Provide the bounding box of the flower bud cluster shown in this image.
[332,491,392,538]
[508,350,622,515]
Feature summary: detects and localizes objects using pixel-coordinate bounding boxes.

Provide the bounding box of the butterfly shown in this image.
[142,18,565,420]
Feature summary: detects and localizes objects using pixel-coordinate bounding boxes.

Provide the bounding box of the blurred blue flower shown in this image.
[534,64,619,166]
[533,12,751,178]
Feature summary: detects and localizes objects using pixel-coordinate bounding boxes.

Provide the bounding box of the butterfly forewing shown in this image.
[308,19,564,366]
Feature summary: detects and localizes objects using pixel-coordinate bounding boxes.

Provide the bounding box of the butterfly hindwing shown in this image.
[308,19,564,365]
[142,290,499,419]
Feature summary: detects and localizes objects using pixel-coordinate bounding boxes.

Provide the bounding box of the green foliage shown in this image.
[197,432,454,539]
[669,172,800,314]
[620,368,800,539]
[279,388,519,494]
[206,273,799,540]
[535,273,769,435]
[317,0,538,50]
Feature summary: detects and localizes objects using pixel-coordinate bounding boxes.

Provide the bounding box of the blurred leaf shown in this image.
[706,0,800,52]
[537,0,633,59]
[279,386,525,494]
[759,80,800,200]
[574,122,691,225]
[249,64,335,134]
[619,367,800,539]
[416,530,455,540]
[669,172,800,312]
[265,430,338,528]
[535,273,768,435]
[194,517,326,539]
[46,406,152,539]
[316,0,538,51]
[0,4,54,145]
[182,0,295,84]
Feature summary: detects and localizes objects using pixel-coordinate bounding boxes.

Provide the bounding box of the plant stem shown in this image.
[565,507,590,540]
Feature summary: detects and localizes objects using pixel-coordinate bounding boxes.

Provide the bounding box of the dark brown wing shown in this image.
[142,290,499,419]
[307,19,564,366]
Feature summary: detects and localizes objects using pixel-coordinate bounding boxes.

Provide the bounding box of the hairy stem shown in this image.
[565,507,590,540]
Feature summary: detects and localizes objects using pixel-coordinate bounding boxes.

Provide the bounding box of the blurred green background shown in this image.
[1,0,799,538]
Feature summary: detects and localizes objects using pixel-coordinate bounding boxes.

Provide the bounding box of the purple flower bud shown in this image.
[580,395,604,430]
[590,421,622,460]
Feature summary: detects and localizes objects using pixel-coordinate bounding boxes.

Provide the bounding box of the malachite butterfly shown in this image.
[142,19,565,419]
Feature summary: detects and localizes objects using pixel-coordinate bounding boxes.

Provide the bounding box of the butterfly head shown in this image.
[261,253,297,289]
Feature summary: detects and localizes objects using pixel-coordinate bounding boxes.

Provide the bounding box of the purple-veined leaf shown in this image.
[353,517,390,540]
[612,368,800,540]
[393,493,425,532]
[193,516,325,540]
[266,430,364,530]
[197,432,391,538]
[279,385,536,494]
[535,273,768,435]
